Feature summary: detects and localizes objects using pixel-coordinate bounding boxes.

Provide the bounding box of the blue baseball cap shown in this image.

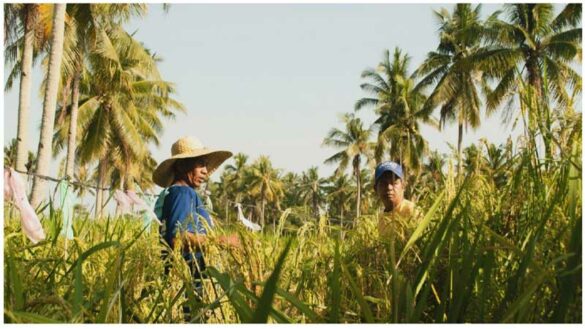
[374,161,404,186]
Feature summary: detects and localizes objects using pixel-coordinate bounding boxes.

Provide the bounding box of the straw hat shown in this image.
[153,136,232,187]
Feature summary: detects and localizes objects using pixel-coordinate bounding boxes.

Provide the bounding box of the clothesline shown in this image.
[5,167,265,240]
[7,167,261,210]
[11,168,159,197]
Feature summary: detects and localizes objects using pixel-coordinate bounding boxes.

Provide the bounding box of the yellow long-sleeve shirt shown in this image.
[378,199,420,242]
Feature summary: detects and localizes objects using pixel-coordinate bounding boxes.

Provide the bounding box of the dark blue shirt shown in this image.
[160,185,213,250]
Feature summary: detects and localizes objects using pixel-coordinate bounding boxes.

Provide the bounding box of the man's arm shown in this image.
[178,232,240,250]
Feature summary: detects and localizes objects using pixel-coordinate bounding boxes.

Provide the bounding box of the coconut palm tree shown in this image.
[214,152,249,221]
[480,140,511,189]
[415,4,485,175]
[424,150,446,183]
[214,170,235,222]
[281,172,302,210]
[298,166,327,217]
[323,113,373,218]
[30,4,67,208]
[356,168,375,215]
[478,4,582,159]
[53,24,184,217]
[57,4,148,179]
[4,4,53,174]
[325,173,353,227]
[357,48,437,174]
[223,152,249,201]
[462,144,483,175]
[243,156,284,228]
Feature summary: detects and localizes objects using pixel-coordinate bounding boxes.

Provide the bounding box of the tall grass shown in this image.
[4,142,582,323]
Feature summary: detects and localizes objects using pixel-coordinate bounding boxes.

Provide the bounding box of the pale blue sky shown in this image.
[4,3,575,189]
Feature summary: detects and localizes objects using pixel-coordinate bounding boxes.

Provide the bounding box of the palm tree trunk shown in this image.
[57,77,72,126]
[313,194,318,217]
[355,159,361,218]
[65,68,81,178]
[15,5,35,173]
[116,173,125,216]
[340,207,345,240]
[527,56,553,164]
[30,4,67,207]
[260,198,266,229]
[95,158,106,219]
[526,55,542,98]
[457,123,463,176]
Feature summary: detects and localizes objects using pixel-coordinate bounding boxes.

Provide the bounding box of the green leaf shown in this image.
[5,310,61,323]
[206,267,253,322]
[250,239,293,323]
[68,241,122,317]
[398,190,445,263]
[341,263,374,323]
[274,286,321,322]
[327,240,342,323]
[6,255,24,310]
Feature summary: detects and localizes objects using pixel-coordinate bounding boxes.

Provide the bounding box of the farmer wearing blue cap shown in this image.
[374,161,418,238]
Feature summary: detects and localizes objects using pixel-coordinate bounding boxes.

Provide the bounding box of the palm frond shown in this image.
[550,3,581,32]
[486,68,517,113]
[354,97,379,111]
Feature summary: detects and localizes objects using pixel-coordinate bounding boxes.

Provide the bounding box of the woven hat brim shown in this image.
[153,150,233,188]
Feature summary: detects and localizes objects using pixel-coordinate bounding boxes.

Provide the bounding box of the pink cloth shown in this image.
[113,190,133,214]
[6,168,45,243]
[4,168,13,200]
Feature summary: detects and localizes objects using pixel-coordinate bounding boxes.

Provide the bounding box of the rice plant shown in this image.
[4,138,581,323]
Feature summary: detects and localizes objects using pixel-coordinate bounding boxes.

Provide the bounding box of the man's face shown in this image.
[188,158,208,188]
[375,171,404,210]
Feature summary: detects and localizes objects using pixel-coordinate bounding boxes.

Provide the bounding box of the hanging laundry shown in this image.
[4,168,13,200]
[56,180,74,240]
[5,168,45,243]
[113,190,133,214]
[126,190,162,226]
[141,194,157,230]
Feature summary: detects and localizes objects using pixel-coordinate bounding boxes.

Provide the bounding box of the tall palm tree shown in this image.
[52,24,183,217]
[478,4,582,159]
[323,113,373,218]
[4,4,52,174]
[214,170,235,222]
[216,152,249,221]
[415,4,485,175]
[281,172,301,210]
[243,156,284,228]
[30,4,67,207]
[481,140,511,189]
[356,168,375,216]
[411,150,446,200]
[424,150,446,183]
[298,166,327,217]
[59,4,148,179]
[462,144,483,175]
[356,48,436,174]
[223,152,249,202]
[325,173,353,227]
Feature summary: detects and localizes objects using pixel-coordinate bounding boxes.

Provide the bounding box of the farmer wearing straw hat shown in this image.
[373,161,420,240]
[153,136,239,320]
